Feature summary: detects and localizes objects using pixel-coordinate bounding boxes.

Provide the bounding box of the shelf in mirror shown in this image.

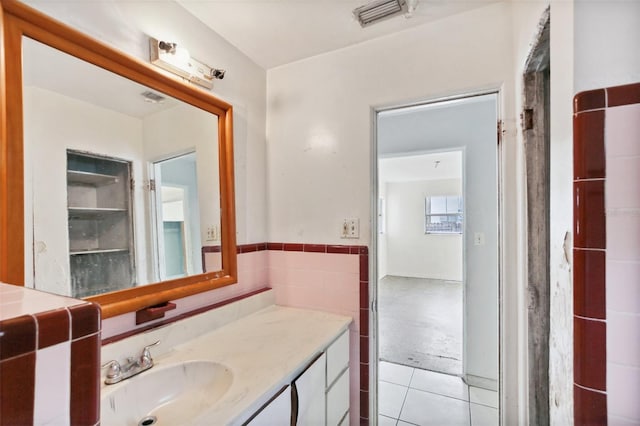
[67,170,119,186]
[68,207,128,219]
[70,248,130,256]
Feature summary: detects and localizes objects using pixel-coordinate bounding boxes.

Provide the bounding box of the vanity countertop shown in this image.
[101,304,352,425]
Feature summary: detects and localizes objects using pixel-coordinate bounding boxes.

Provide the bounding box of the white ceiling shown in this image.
[380,150,462,183]
[177,0,497,69]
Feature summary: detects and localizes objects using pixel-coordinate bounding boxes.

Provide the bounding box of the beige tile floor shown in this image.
[378,361,498,426]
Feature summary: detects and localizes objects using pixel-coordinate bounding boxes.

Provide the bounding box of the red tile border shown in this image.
[0,353,35,425]
[70,334,100,425]
[237,243,268,253]
[327,245,350,254]
[359,308,369,337]
[574,317,607,391]
[267,242,283,250]
[574,385,607,426]
[573,249,606,320]
[573,180,606,250]
[36,308,70,349]
[573,110,605,180]
[303,244,327,253]
[360,361,369,389]
[359,389,370,421]
[574,88,606,113]
[607,82,640,108]
[283,243,304,251]
[0,315,36,360]
[202,245,222,253]
[69,303,101,340]
[359,255,369,282]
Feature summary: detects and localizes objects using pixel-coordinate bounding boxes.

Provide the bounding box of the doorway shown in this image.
[152,152,202,281]
[373,93,500,425]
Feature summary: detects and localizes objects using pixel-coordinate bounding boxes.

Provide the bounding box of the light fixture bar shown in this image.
[353,0,408,27]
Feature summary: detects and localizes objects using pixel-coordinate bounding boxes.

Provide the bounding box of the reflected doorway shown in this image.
[152,152,203,280]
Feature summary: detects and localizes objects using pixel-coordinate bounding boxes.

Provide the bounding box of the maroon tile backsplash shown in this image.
[0,299,101,426]
[574,385,607,426]
[71,333,101,426]
[69,303,101,340]
[607,82,640,108]
[574,180,606,250]
[36,308,70,349]
[0,315,36,360]
[571,80,640,425]
[573,110,605,180]
[574,317,607,391]
[574,88,606,112]
[0,353,36,426]
[573,250,606,320]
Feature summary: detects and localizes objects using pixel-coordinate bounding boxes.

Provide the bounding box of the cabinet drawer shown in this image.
[326,368,349,426]
[246,384,291,425]
[326,331,349,386]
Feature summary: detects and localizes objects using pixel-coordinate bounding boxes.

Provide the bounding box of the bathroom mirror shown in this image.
[0,0,237,317]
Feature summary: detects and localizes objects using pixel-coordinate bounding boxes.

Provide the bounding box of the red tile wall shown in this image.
[0,301,101,426]
[573,82,640,425]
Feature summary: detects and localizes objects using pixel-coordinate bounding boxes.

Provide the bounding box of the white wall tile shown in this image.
[607,261,640,314]
[608,363,640,422]
[607,312,640,367]
[34,342,71,425]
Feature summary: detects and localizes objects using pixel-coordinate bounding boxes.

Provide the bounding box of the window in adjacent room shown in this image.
[424,195,463,234]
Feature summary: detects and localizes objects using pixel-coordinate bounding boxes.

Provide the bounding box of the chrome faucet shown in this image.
[102,341,160,385]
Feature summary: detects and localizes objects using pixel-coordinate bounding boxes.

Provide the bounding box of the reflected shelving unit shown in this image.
[66,151,135,298]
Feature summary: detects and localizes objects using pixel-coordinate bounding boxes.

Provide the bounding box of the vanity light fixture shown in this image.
[353,0,408,27]
[149,37,226,90]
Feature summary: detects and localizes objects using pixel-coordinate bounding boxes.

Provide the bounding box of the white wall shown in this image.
[267,1,518,414]
[23,86,145,295]
[385,179,462,281]
[25,0,268,245]
[574,0,640,93]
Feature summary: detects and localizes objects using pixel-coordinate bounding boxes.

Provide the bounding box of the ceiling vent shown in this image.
[141,91,166,104]
[353,0,408,27]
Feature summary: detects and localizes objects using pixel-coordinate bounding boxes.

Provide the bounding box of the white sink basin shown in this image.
[100,360,233,426]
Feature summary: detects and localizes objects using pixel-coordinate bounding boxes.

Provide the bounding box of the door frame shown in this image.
[369,87,505,424]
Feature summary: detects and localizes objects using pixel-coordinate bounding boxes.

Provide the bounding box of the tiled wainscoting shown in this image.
[266,243,369,425]
[573,82,640,425]
[2,242,368,425]
[0,284,101,425]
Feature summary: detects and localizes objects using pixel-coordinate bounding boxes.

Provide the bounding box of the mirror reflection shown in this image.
[23,37,222,298]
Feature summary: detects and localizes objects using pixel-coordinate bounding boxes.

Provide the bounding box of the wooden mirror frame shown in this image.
[0,0,237,318]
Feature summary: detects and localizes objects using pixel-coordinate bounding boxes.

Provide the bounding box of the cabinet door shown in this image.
[294,353,326,426]
[326,368,349,426]
[247,385,291,426]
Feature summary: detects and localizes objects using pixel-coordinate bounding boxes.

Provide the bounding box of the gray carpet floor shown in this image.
[378,275,463,375]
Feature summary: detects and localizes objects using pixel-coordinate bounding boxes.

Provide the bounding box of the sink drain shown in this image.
[138,416,158,426]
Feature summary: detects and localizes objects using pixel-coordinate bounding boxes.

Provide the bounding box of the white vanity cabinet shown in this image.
[325,331,350,425]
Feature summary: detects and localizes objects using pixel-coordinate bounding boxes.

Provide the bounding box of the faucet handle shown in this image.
[141,340,160,366]
[101,360,121,380]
